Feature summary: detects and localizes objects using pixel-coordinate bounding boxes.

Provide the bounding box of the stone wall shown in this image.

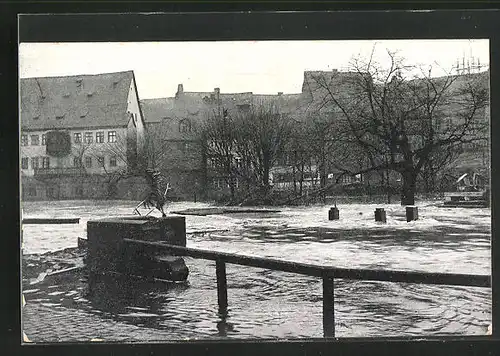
[21,175,150,202]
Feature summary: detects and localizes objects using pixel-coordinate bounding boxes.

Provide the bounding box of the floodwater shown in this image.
[21,200,492,340]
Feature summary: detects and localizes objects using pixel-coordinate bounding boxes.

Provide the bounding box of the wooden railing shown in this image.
[123,238,491,338]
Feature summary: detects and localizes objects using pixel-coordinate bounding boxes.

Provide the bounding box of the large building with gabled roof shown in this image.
[20,70,147,200]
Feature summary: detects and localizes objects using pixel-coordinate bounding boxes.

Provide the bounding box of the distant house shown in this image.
[140,84,304,200]
[20,70,147,200]
[140,92,204,200]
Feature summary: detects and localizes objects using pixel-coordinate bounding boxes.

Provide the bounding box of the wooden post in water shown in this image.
[322,276,335,338]
[216,260,228,316]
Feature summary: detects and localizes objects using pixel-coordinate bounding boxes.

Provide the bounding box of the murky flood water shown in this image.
[21,200,491,339]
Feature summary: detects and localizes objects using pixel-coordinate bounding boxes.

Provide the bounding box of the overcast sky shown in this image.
[19,40,489,99]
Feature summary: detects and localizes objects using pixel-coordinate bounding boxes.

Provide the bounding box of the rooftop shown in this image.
[20,71,136,131]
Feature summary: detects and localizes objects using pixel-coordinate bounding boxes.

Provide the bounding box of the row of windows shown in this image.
[212,177,239,189]
[21,155,118,170]
[208,157,242,169]
[21,157,50,170]
[21,134,46,146]
[21,131,117,146]
[74,131,117,144]
[73,156,117,168]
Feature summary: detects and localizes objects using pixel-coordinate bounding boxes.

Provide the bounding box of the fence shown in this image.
[123,238,491,338]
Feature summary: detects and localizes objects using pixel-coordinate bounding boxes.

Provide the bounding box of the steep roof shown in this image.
[20,71,134,131]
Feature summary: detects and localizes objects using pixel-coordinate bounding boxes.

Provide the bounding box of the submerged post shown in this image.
[216,259,228,316]
[328,207,339,221]
[406,206,419,222]
[375,208,387,223]
[322,276,335,338]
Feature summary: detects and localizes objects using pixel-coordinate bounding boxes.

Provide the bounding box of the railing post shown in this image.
[216,259,228,316]
[322,276,335,338]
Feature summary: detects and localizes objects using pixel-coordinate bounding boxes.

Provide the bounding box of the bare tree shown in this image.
[311,49,489,205]
[201,107,239,202]
[234,103,293,202]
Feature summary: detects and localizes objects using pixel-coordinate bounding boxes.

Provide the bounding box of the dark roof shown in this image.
[140,98,177,124]
[141,89,305,125]
[140,97,201,141]
[20,71,134,130]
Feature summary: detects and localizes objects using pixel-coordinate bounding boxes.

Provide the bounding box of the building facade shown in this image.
[20,70,147,201]
[140,84,305,200]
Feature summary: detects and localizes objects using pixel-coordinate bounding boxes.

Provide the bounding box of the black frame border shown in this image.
[3,6,500,356]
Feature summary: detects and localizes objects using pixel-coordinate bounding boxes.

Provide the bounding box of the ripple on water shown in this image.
[21,200,491,339]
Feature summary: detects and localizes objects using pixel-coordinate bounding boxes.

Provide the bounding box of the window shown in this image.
[74,186,83,197]
[97,156,105,167]
[74,133,82,143]
[109,156,117,167]
[31,157,39,170]
[21,135,28,146]
[28,187,37,197]
[21,157,28,170]
[108,131,117,143]
[84,132,93,144]
[41,134,46,145]
[31,135,39,146]
[46,187,55,199]
[85,156,92,168]
[179,119,191,133]
[181,142,190,153]
[235,157,242,169]
[73,157,82,167]
[237,104,250,112]
[42,157,50,169]
[96,131,104,143]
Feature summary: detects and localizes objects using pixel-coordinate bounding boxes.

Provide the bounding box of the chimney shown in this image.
[278,92,283,96]
[214,87,220,101]
[177,84,184,96]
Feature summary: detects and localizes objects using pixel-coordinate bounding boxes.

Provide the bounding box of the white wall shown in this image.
[20,127,128,176]
[126,78,146,160]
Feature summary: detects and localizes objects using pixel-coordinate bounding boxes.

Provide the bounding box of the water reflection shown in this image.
[88,273,189,329]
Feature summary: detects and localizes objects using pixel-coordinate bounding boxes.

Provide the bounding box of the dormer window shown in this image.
[32,115,39,120]
[87,92,94,97]
[63,92,70,98]
[56,114,65,120]
[237,104,250,112]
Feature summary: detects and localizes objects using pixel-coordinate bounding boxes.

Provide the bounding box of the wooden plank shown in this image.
[216,260,228,316]
[323,276,335,338]
[22,218,80,224]
[123,239,491,288]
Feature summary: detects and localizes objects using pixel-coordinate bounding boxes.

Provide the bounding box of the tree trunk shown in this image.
[262,160,270,199]
[293,164,297,195]
[385,170,392,204]
[400,170,417,206]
